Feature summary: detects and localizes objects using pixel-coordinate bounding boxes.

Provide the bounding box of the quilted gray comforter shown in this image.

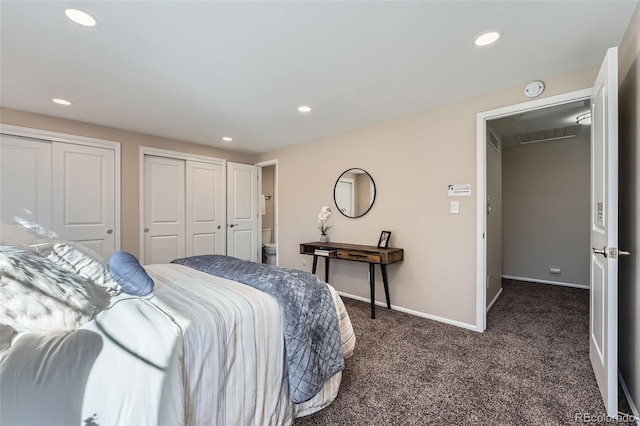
[171,255,344,404]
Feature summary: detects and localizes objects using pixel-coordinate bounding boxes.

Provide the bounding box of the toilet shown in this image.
[261,228,277,265]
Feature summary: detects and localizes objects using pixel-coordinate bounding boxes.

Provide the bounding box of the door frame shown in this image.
[138,146,226,261]
[255,159,278,265]
[475,88,592,332]
[0,123,122,251]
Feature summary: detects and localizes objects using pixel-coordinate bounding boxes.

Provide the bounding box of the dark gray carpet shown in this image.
[295,279,635,425]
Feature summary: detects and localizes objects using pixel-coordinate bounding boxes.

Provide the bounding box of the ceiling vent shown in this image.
[515,125,582,145]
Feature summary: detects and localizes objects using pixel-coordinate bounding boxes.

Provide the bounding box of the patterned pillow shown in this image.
[47,243,121,296]
[108,251,154,296]
[0,245,110,333]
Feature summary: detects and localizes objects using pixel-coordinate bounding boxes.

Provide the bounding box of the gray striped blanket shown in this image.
[171,255,344,404]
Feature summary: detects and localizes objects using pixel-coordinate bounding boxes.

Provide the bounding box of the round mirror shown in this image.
[333,168,376,218]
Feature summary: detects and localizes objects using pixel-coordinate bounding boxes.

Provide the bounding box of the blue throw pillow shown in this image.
[107,252,154,296]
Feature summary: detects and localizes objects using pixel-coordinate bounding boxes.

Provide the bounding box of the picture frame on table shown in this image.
[377,231,391,249]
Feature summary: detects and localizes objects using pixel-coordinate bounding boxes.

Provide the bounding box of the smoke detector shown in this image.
[524,81,545,98]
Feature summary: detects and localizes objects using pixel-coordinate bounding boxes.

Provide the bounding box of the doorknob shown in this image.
[229,223,237,228]
[144,228,149,233]
[107,229,113,234]
[592,247,607,257]
[593,247,631,258]
[217,225,221,229]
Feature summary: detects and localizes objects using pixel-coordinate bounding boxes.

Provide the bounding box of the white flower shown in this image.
[317,206,332,235]
[318,205,332,222]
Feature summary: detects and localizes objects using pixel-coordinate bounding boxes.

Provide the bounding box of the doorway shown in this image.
[475,88,593,331]
[257,160,278,265]
[486,98,592,306]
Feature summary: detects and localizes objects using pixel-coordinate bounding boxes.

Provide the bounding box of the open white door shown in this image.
[590,46,621,418]
[227,162,258,261]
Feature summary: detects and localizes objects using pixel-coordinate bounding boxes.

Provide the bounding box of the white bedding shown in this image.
[0,263,355,426]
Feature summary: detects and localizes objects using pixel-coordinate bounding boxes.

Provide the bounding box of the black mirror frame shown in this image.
[333,168,376,218]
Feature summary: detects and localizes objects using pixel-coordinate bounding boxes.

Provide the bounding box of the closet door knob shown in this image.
[144,228,149,233]
[107,229,113,234]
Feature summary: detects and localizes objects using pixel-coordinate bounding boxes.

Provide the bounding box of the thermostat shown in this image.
[524,80,545,98]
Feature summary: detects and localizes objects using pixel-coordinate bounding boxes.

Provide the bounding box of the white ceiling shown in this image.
[0,1,636,154]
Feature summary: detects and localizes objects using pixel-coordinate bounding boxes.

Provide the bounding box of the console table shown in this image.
[300,241,404,319]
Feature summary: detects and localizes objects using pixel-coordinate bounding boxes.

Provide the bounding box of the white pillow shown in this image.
[0,245,110,333]
[0,324,16,353]
[47,243,121,296]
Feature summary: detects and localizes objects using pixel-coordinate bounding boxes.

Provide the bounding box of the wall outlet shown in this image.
[550,268,561,274]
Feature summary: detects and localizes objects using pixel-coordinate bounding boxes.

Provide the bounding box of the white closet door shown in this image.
[52,142,115,259]
[0,135,52,230]
[186,160,225,256]
[143,156,185,265]
[227,162,258,261]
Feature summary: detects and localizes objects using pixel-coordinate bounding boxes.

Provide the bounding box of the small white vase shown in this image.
[319,234,329,243]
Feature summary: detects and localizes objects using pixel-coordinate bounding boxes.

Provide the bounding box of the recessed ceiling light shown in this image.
[298,106,312,113]
[52,98,72,106]
[222,137,233,142]
[474,31,501,47]
[65,9,97,27]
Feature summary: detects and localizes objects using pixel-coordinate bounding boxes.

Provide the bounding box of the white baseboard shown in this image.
[486,287,503,313]
[619,371,640,425]
[501,275,589,290]
[336,291,478,332]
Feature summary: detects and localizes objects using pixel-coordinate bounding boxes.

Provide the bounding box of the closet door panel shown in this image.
[0,135,52,230]
[143,156,185,265]
[52,142,115,259]
[186,161,225,256]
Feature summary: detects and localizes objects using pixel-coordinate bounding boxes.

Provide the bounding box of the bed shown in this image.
[0,244,355,426]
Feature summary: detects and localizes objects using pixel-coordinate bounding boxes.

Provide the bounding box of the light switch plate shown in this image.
[451,201,460,214]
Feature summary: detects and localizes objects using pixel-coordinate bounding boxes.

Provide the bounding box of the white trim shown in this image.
[255,159,279,266]
[337,291,478,331]
[256,166,263,260]
[502,275,589,289]
[139,146,225,165]
[0,123,122,251]
[476,88,592,332]
[619,372,640,425]
[486,287,503,312]
[1,123,120,150]
[138,146,227,261]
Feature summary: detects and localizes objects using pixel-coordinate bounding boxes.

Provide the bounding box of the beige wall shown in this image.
[486,126,502,307]
[502,136,590,286]
[618,0,640,416]
[0,108,256,258]
[258,63,599,326]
